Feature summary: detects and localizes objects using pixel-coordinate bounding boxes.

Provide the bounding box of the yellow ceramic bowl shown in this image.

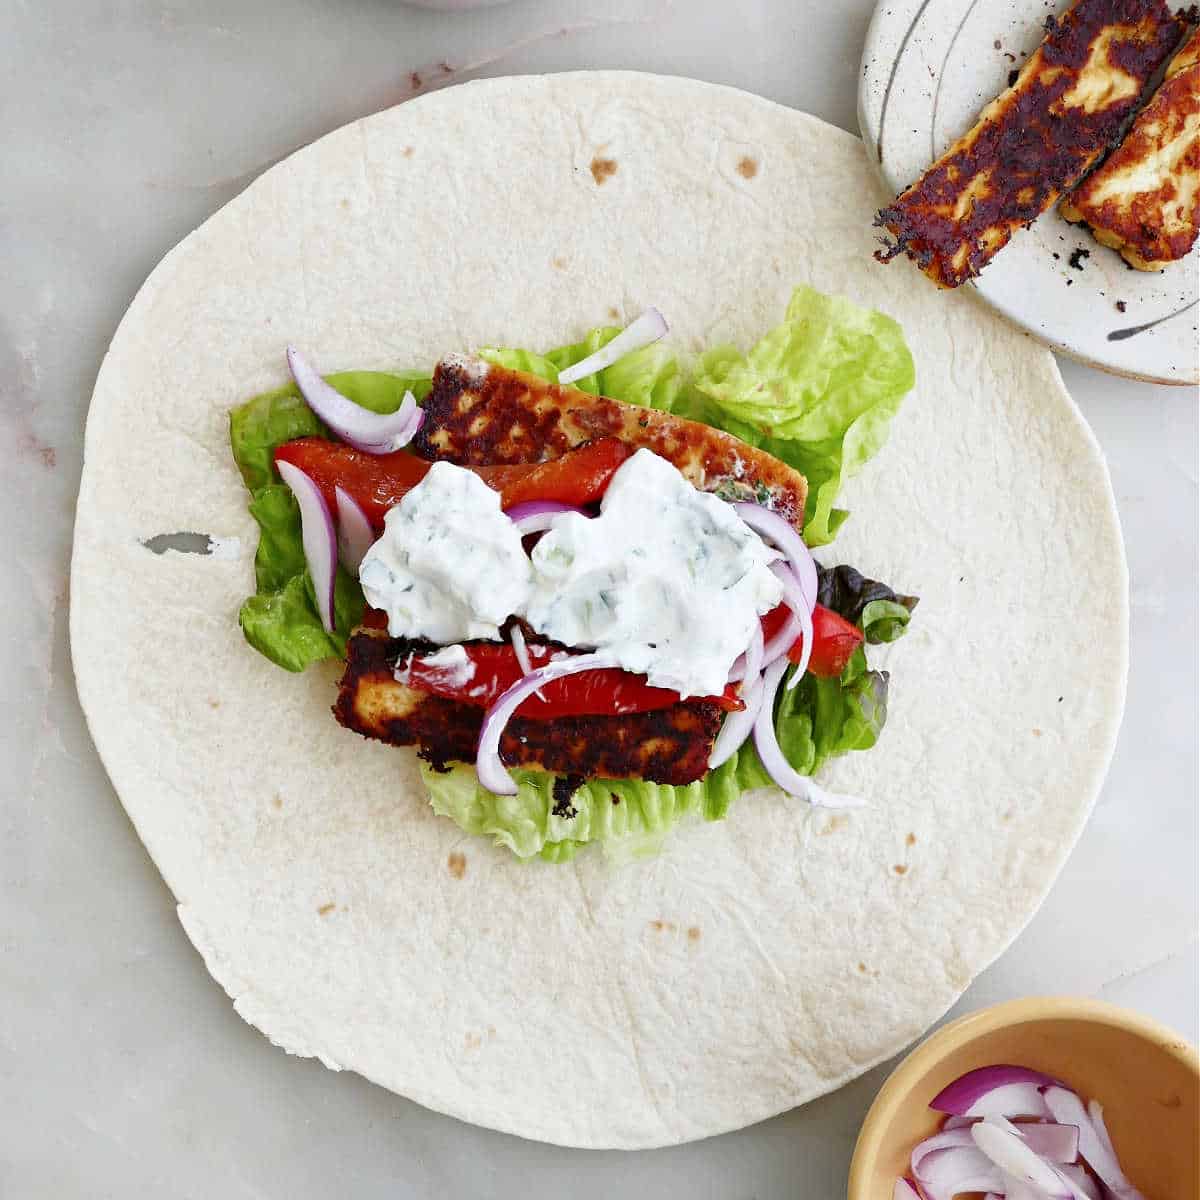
[848,997,1199,1200]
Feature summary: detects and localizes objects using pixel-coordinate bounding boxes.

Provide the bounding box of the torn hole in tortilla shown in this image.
[141,532,241,560]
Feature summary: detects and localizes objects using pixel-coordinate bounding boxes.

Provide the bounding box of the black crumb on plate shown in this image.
[1116,300,1127,313]
[1007,68,1020,85]
[1068,247,1090,270]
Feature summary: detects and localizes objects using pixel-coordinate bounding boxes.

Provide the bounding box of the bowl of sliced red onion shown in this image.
[848,997,1198,1200]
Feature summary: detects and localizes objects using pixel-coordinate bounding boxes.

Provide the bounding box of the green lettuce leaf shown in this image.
[691,285,915,545]
[229,369,430,672]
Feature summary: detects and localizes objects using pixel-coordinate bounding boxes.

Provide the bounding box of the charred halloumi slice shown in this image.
[875,0,1186,287]
[1061,27,1200,269]
[334,631,725,786]
[414,356,809,530]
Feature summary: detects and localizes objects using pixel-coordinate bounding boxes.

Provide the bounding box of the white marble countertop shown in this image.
[3,1,1196,1194]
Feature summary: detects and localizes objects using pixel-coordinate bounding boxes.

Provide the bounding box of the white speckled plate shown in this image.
[859,0,1199,385]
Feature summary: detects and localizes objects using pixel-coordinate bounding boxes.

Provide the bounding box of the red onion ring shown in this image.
[913,1142,1002,1200]
[970,1120,1074,1200]
[334,486,374,573]
[770,561,814,688]
[931,1066,1059,1120]
[556,308,668,386]
[505,500,589,536]
[287,345,424,454]
[1043,1088,1146,1200]
[476,652,617,794]
[277,460,337,634]
[732,502,818,609]
[708,671,767,769]
[751,660,863,807]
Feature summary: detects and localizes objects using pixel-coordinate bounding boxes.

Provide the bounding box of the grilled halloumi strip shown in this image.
[1061,27,1200,269]
[414,356,809,529]
[334,631,725,786]
[875,0,1186,287]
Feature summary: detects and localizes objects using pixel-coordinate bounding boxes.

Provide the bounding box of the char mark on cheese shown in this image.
[414,356,809,530]
[1061,26,1200,269]
[875,0,1187,287]
[335,630,724,786]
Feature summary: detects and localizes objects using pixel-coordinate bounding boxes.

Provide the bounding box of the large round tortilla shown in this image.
[71,73,1127,1148]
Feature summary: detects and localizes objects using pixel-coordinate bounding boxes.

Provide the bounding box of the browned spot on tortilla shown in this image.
[736,155,758,179]
[487,1025,496,1039]
[447,852,467,880]
[607,307,620,320]
[551,255,567,269]
[339,198,350,210]
[1158,1092,1183,1108]
[271,794,283,810]
[649,919,677,933]
[464,1031,481,1050]
[1032,728,1042,737]
[208,698,220,709]
[906,832,916,846]
[19,432,56,468]
[893,864,908,876]
[857,962,868,973]
[317,902,336,916]
[590,157,618,185]
[819,814,848,836]
[403,145,414,158]
[687,926,701,942]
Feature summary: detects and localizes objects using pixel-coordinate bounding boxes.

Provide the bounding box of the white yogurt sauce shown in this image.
[526,449,781,696]
[359,461,532,643]
[359,448,782,698]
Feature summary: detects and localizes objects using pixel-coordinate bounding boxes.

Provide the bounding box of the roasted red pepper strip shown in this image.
[273,436,631,529]
[401,641,743,720]
[786,604,864,678]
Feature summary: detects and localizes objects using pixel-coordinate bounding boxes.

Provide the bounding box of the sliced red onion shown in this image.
[751,659,863,807]
[476,652,617,794]
[942,1116,975,1131]
[971,1120,1073,1199]
[334,486,374,573]
[913,1144,1003,1200]
[277,460,337,634]
[1086,1100,1115,1159]
[1043,1088,1146,1200]
[912,1127,976,1173]
[931,1066,1059,1120]
[556,308,669,386]
[733,502,818,609]
[1020,1122,1079,1164]
[505,500,588,536]
[894,1181,922,1200]
[508,624,546,701]
[708,672,767,769]
[1060,1165,1101,1200]
[770,561,815,687]
[762,606,802,668]
[728,621,765,684]
[287,345,424,454]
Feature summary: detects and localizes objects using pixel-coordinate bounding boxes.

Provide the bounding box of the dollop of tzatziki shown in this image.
[359,462,532,643]
[525,449,782,696]
[359,449,783,697]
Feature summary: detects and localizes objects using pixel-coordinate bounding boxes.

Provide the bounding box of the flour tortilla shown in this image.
[70,73,1127,1148]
